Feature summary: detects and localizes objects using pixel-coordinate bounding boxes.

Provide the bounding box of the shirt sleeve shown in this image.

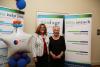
[49,37,52,51]
[62,36,66,52]
[31,34,37,57]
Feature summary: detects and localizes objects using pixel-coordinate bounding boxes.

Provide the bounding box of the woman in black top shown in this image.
[49,26,66,67]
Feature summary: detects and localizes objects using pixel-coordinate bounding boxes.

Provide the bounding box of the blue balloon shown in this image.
[16,0,26,10]
[16,0,20,2]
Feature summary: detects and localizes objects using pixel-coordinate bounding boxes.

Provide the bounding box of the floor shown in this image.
[27,65,100,67]
[92,65,100,67]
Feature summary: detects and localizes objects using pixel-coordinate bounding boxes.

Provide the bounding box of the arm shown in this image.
[50,51,58,59]
[47,36,50,55]
[56,51,63,58]
[49,37,57,59]
[0,38,9,47]
[62,36,66,52]
[50,51,56,57]
[57,36,66,59]
[31,35,38,62]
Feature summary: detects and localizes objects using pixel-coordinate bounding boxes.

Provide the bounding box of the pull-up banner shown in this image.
[65,14,92,67]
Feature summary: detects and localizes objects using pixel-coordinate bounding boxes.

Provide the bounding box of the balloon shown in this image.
[16,0,26,10]
[2,30,33,57]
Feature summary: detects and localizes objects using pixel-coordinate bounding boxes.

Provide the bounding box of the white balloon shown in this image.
[0,39,8,64]
[1,29,33,57]
[0,39,8,48]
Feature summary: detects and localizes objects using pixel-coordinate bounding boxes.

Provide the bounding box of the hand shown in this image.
[33,57,37,62]
[56,51,63,59]
[52,54,57,59]
[50,51,58,59]
[56,55,62,59]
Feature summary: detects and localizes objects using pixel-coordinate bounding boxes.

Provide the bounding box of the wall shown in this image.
[0,0,100,65]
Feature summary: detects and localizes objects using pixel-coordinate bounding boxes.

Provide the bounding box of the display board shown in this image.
[37,12,64,36]
[0,6,24,67]
[65,14,92,67]
[0,6,24,34]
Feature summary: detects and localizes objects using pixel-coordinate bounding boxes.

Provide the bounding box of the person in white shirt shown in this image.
[32,24,49,67]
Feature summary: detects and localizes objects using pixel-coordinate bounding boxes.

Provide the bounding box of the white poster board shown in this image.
[37,12,64,36]
[0,6,24,66]
[0,6,24,34]
[65,14,92,67]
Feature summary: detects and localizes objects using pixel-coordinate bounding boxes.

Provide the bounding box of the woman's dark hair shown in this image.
[35,24,47,35]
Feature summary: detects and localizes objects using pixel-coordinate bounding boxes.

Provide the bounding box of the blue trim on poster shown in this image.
[64,61,91,67]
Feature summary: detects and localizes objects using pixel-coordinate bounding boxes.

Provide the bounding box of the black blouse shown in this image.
[49,36,66,56]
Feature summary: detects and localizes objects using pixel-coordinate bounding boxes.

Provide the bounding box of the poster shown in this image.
[65,14,92,67]
[0,6,24,34]
[0,6,24,66]
[37,12,64,36]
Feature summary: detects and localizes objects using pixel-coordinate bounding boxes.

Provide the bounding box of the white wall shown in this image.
[0,0,100,65]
